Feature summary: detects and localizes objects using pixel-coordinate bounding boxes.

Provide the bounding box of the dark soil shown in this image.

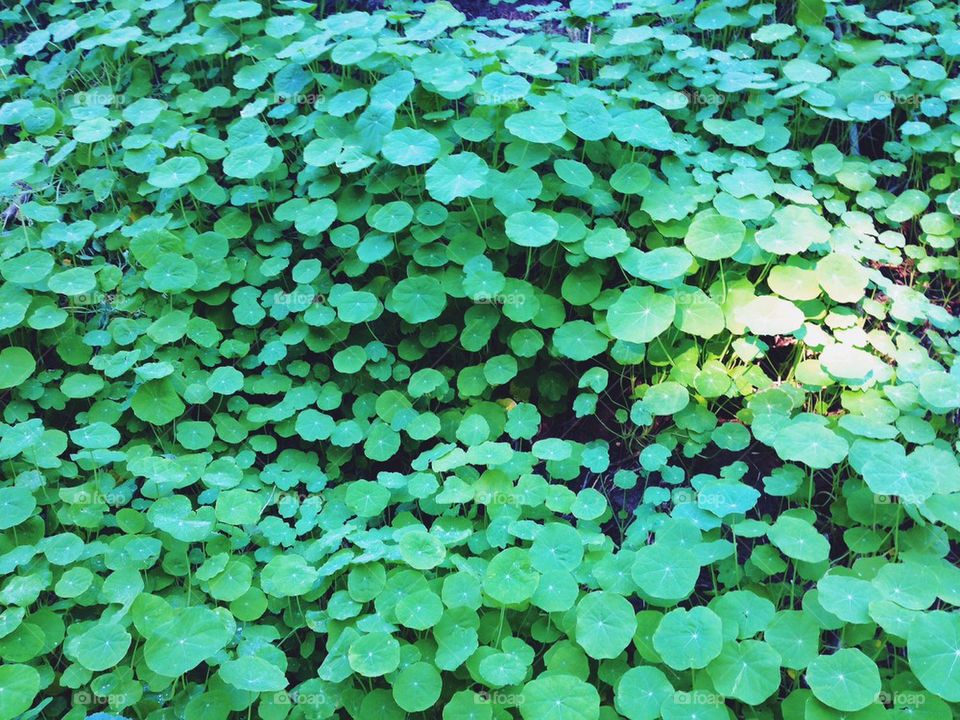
[446,0,569,20]
[347,0,570,21]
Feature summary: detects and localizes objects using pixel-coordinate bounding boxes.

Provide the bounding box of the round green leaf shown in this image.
[764,610,819,670]
[0,347,35,389]
[399,530,446,570]
[219,656,287,692]
[575,591,637,659]
[483,547,539,605]
[131,378,185,425]
[222,143,272,179]
[767,515,830,563]
[706,640,781,704]
[684,211,745,260]
[805,649,881,712]
[371,201,414,233]
[349,632,400,677]
[74,622,131,672]
[653,607,724,670]
[390,276,447,323]
[519,674,600,720]
[553,320,608,361]
[737,296,804,335]
[144,254,198,293]
[392,661,442,712]
[530,523,583,572]
[0,664,39,720]
[506,211,559,248]
[607,286,676,344]
[0,487,36,530]
[148,156,206,188]
[773,423,848,469]
[382,128,441,166]
[260,554,318,597]
[633,544,700,602]
[47,267,96,296]
[615,666,673,720]
[425,152,488,203]
[908,611,960,701]
[143,607,234,677]
[505,110,566,144]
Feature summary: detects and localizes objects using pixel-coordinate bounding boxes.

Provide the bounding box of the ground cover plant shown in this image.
[1,0,960,718]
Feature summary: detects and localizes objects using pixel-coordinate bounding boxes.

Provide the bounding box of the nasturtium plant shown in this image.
[805,649,882,712]
[2,0,960,719]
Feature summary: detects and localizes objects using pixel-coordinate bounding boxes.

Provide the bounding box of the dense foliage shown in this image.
[2,0,960,718]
